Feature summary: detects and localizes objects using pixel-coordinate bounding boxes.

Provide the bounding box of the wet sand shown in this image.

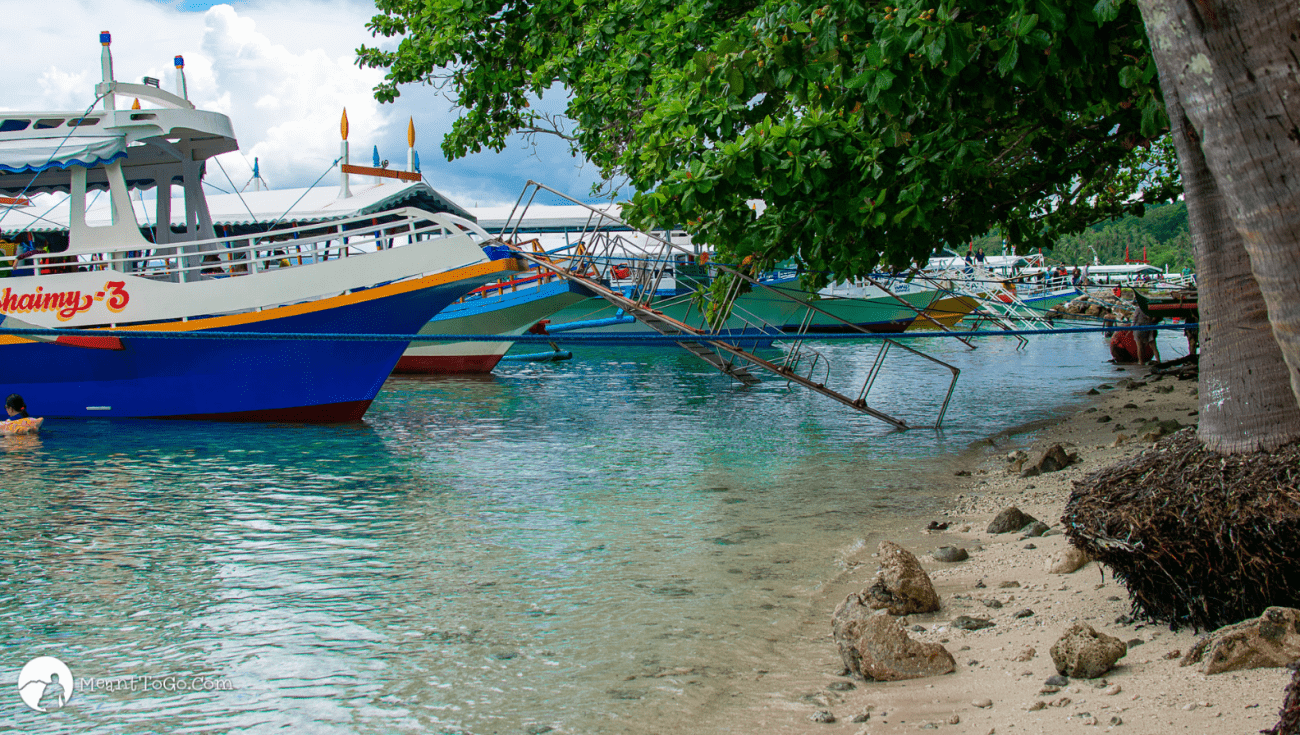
[686,369,1291,735]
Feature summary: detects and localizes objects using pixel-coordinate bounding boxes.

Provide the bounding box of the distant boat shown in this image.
[0,33,520,421]
[395,271,591,373]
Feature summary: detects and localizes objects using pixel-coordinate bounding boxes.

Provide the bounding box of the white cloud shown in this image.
[4,0,614,208]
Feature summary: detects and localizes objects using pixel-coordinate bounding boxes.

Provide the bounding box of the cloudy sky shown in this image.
[6,0,609,208]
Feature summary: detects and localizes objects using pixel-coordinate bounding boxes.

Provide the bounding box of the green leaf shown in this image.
[996,41,1020,76]
[845,69,873,90]
[790,20,812,33]
[1015,14,1038,37]
[1093,0,1123,22]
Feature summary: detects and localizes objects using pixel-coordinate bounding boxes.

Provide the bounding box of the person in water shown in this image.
[2,394,42,434]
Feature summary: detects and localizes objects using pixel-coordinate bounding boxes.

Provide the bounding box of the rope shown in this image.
[0,323,1192,344]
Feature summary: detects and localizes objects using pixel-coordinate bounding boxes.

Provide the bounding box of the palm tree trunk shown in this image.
[1138,2,1300,452]
[1138,0,1300,409]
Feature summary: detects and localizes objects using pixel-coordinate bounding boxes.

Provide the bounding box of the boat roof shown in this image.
[926,254,1031,269]
[0,179,473,235]
[474,203,630,235]
[0,103,238,196]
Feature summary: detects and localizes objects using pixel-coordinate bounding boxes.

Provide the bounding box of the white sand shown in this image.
[696,373,1292,735]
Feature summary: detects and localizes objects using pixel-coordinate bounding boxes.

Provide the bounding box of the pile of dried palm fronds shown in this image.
[1062,430,1300,631]
[1264,663,1300,735]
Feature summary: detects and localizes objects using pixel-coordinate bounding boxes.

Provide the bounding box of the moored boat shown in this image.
[394,271,591,373]
[0,34,520,421]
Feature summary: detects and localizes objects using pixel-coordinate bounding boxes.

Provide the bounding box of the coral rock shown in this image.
[832,595,956,681]
[863,541,941,615]
[1046,546,1091,574]
[1181,607,1300,675]
[1050,623,1127,679]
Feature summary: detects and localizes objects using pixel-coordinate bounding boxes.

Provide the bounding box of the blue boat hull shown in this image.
[1,271,510,422]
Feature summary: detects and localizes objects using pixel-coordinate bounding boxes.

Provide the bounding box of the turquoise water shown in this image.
[2,333,1124,733]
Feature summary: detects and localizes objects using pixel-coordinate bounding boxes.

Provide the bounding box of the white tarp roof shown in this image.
[0,178,472,234]
[473,203,628,234]
[0,135,127,175]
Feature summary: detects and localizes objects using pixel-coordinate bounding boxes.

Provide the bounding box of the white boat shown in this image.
[0,33,520,420]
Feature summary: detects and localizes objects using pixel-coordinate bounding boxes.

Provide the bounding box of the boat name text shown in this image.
[0,281,130,321]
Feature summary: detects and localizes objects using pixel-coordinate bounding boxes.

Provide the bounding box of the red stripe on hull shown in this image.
[159,400,373,423]
[392,354,505,375]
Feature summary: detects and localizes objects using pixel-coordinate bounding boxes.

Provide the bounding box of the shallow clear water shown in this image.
[1,332,1126,733]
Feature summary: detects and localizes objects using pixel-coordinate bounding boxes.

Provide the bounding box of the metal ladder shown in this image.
[494,182,964,430]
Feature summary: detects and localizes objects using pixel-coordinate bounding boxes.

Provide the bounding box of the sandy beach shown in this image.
[694,366,1291,735]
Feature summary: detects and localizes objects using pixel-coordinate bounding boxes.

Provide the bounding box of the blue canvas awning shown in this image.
[0,135,127,174]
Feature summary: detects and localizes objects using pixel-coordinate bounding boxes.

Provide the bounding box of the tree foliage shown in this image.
[359,0,1180,284]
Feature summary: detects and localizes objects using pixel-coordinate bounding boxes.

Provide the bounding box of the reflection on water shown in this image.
[1,333,1117,733]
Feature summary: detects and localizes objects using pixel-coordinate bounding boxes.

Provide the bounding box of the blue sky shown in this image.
[8,0,613,208]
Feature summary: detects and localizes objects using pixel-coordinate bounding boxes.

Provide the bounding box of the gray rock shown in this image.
[1021,444,1077,478]
[1015,609,1035,619]
[951,616,995,631]
[1045,674,1069,686]
[931,546,969,563]
[809,710,836,723]
[987,506,1038,534]
[832,595,956,681]
[1180,606,1300,675]
[827,680,856,691]
[982,599,1004,609]
[912,624,927,632]
[864,541,941,615]
[1096,414,1111,423]
[1127,638,1144,647]
[1050,623,1128,679]
[1023,543,1037,550]
[851,713,870,723]
[1021,521,1050,538]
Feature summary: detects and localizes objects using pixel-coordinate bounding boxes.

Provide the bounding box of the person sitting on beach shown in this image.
[1,394,43,435]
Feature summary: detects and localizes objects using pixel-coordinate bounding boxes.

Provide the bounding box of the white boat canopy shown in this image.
[0,133,127,176]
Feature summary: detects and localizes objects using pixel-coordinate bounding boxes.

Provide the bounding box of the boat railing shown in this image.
[0,206,486,283]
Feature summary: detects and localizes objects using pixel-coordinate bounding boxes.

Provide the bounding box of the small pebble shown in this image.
[1163,649,1181,660]
[1104,684,1122,696]
[1014,608,1034,619]
[827,680,856,691]
[998,581,1020,589]
[810,710,836,723]
[850,713,870,723]
[1023,543,1037,550]
[972,698,993,708]
[1109,715,1123,726]
[1045,675,1069,687]
[1182,703,1197,711]
[1028,701,1046,711]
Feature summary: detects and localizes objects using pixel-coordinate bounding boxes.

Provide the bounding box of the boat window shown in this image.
[68,117,101,127]
[33,119,64,129]
[129,113,157,121]
[0,119,31,132]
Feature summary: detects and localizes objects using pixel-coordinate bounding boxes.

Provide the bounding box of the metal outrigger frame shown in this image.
[493,181,962,430]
